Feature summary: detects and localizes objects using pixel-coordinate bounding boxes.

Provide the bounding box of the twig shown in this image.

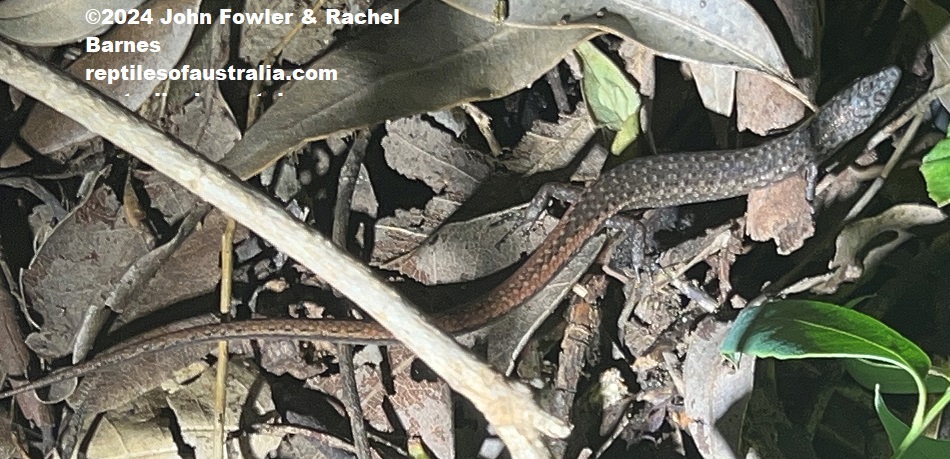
[0,38,568,459]
[844,112,923,221]
[213,217,237,459]
[333,131,373,459]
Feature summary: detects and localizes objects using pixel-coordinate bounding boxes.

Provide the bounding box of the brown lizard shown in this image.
[0,66,901,400]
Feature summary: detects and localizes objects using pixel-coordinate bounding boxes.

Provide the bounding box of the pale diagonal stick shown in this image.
[0,39,569,459]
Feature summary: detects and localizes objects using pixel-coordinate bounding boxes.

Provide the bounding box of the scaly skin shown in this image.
[0,67,901,400]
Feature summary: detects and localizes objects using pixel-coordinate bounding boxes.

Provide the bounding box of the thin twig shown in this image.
[213,217,237,459]
[333,130,373,459]
[844,112,923,221]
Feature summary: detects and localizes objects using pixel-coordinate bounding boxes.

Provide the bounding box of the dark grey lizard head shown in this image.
[812,66,901,158]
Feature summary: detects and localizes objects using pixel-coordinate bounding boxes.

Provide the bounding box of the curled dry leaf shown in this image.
[16,0,199,161]
[815,204,947,293]
[618,39,655,97]
[82,392,180,459]
[0,0,144,46]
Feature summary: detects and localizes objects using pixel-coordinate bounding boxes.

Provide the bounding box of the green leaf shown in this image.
[920,129,950,207]
[721,300,931,382]
[610,111,640,155]
[574,41,641,154]
[875,387,950,458]
[846,359,949,395]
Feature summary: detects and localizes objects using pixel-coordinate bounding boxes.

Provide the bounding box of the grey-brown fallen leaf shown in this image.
[239,0,364,65]
[683,318,754,459]
[929,14,950,109]
[445,0,793,82]
[382,115,493,199]
[688,63,737,117]
[315,346,454,459]
[21,72,243,364]
[378,204,558,286]
[619,39,656,98]
[220,0,597,180]
[817,203,946,293]
[82,391,180,459]
[21,186,155,360]
[501,105,597,176]
[166,361,283,458]
[14,0,200,162]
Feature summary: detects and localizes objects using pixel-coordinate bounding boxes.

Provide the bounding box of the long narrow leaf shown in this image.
[721,300,930,382]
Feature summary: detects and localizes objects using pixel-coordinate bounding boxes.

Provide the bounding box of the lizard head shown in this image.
[812,66,901,155]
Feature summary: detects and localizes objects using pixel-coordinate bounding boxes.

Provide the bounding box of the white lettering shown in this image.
[325,9,399,25]
[85,37,160,53]
[219,8,293,25]
[161,8,212,25]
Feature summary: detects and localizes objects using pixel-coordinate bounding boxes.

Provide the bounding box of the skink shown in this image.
[0,66,901,399]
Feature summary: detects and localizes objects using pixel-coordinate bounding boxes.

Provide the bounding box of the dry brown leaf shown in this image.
[316,346,455,459]
[382,116,492,199]
[933,21,950,109]
[239,0,365,65]
[166,361,283,458]
[370,200,461,269]
[618,39,655,98]
[0,282,53,432]
[737,72,808,136]
[502,105,597,175]
[746,172,815,254]
[83,394,179,459]
[0,410,17,458]
[21,186,154,360]
[817,204,946,293]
